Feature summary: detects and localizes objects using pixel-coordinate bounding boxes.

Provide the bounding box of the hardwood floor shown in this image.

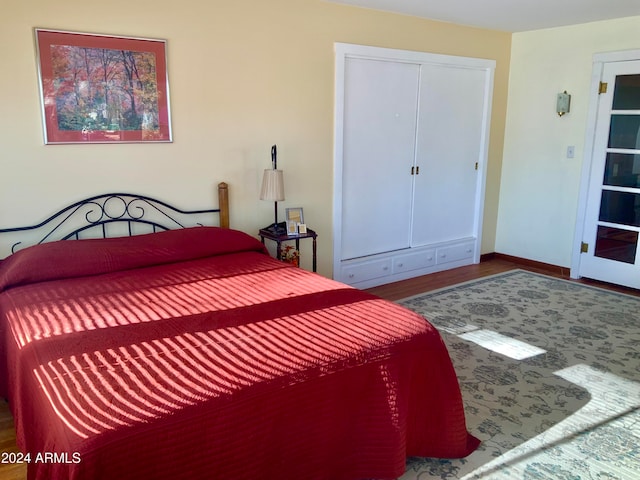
[0,256,637,480]
[364,254,640,300]
[0,405,25,480]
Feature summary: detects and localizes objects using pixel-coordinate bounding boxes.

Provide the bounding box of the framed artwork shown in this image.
[285,207,304,225]
[286,220,298,236]
[285,207,304,236]
[34,28,172,144]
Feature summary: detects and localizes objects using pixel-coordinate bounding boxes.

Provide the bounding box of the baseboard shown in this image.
[481,252,569,277]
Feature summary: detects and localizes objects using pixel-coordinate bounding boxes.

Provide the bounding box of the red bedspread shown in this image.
[0,227,478,480]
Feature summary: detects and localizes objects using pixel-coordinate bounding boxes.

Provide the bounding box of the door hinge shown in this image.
[580,242,589,253]
[598,82,608,94]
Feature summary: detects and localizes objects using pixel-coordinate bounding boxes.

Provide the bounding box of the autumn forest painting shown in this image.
[36,30,171,143]
[52,45,159,133]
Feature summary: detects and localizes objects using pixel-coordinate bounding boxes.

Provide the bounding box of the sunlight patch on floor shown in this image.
[458,329,547,360]
[460,364,640,479]
[424,310,547,360]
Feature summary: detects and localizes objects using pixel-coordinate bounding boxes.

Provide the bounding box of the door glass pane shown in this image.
[608,115,640,149]
[612,74,640,110]
[599,190,640,226]
[603,153,640,187]
[595,226,638,264]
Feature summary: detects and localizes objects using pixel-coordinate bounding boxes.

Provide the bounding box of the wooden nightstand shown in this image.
[259,224,317,272]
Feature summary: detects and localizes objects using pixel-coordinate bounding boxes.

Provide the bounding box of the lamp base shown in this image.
[262,221,286,235]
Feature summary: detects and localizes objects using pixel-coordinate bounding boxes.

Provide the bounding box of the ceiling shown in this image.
[324,0,640,32]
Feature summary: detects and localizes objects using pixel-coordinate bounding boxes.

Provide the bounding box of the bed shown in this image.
[0,183,478,480]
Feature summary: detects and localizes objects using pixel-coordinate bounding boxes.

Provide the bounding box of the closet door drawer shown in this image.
[436,242,475,265]
[342,259,392,283]
[393,249,436,274]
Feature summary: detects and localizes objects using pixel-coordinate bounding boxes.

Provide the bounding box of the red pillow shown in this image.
[0,227,268,292]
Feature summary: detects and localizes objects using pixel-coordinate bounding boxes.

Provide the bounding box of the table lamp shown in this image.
[260,145,285,234]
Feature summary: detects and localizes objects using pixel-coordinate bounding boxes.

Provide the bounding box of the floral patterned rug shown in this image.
[397,270,640,480]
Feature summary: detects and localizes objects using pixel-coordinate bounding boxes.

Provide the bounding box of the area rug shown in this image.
[397,269,640,480]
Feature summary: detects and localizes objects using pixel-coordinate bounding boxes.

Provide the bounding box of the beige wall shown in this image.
[0,0,511,276]
[496,16,640,268]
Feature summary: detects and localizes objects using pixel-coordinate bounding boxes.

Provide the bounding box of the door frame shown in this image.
[571,48,640,280]
[332,42,495,280]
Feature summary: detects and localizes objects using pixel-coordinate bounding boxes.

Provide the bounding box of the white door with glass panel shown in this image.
[578,60,640,289]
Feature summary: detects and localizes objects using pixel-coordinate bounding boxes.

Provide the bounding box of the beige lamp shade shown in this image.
[260,169,285,201]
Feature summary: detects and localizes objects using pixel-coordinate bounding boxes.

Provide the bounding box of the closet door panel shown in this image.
[412,65,487,246]
[341,58,419,260]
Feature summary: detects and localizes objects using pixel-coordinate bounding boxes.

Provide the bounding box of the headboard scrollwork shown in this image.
[0,182,229,257]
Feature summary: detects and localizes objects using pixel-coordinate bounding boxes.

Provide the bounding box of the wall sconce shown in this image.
[557,91,571,117]
[260,145,285,234]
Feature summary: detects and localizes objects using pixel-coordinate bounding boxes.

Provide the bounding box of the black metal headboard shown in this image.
[0,183,230,257]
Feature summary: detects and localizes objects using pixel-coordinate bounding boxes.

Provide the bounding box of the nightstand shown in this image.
[259,224,317,272]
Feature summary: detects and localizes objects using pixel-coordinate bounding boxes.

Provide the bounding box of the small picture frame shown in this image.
[286,220,298,236]
[297,223,307,234]
[285,207,304,225]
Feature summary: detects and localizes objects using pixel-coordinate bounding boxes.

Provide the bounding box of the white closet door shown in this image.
[411,64,487,246]
[341,58,419,260]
